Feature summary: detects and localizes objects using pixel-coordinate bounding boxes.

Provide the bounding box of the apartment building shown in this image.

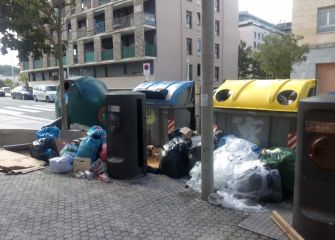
[239,11,285,50]
[291,0,335,94]
[20,0,238,89]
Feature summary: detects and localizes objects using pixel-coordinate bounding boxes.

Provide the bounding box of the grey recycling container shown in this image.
[133,80,194,146]
[293,94,335,240]
[105,91,147,179]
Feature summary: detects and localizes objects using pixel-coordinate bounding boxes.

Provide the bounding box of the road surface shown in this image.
[0,95,56,129]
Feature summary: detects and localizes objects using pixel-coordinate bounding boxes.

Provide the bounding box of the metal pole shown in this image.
[201,0,214,200]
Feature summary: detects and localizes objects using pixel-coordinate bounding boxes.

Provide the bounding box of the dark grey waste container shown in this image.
[105,91,147,179]
[293,94,335,240]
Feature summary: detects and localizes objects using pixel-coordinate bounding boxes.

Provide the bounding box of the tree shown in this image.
[238,40,265,79]
[253,33,309,79]
[4,78,14,88]
[18,73,28,87]
[0,0,75,129]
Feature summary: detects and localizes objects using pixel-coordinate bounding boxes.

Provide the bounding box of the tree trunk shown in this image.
[57,0,68,130]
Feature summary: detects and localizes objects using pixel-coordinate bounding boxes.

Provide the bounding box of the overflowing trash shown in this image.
[186,134,294,211]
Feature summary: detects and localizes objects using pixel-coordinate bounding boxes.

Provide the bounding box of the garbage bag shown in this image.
[30,138,59,162]
[60,143,78,157]
[36,126,60,139]
[49,155,74,173]
[76,126,106,163]
[90,158,107,176]
[159,137,192,178]
[260,147,295,196]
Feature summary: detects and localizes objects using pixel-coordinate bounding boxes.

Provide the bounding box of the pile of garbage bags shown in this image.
[30,125,110,182]
[185,134,295,211]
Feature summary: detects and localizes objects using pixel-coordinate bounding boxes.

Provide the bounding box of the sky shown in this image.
[0,0,293,67]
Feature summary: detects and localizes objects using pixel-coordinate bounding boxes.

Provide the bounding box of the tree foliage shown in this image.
[238,41,265,79]
[253,33,309,79]
[0,0,76,129]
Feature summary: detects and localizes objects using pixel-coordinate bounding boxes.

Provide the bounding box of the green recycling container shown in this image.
[55,76,108,128]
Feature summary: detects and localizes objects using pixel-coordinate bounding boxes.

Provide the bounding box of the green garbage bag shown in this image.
[259,148,295,196]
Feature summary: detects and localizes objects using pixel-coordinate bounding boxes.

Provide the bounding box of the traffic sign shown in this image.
[143,63,150,77]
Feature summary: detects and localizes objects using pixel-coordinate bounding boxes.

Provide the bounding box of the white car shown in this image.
[33,85,58,102]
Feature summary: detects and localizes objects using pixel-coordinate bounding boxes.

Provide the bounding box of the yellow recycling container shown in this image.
[213,79,316,148]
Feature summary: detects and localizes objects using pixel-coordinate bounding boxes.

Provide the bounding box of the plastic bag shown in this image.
[159,137,192,178]
[30,138,59,162]
[76,126,106,163]
[60,143,78,157]
[208,192,265,212]
[260,147,295,196]
[36,126,60,140]
[187,135,262,191]
[49,155,74,173]
[90,158,107,176]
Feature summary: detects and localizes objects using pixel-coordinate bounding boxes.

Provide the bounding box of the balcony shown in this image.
[63,56,67,65]
[98,0,110,6]
[102,49,113,61]
[77,27,87,38]
[145,43,156,57]
[84,52,95,63]
[33,59,43,69]
[113,14,134,29]
[95,22,105,34]
[121,45,135,58]
[23,61,29,70]
[144,13,156,26]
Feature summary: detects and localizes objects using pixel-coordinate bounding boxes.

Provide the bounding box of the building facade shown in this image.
[291,0,335,94]
[239,11,285,50]
[20,0,238,89]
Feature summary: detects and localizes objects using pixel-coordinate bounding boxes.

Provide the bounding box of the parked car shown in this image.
[33,85,58,102]
[0,88,5,97]
[12,86,33,100]
[1,87,11,96]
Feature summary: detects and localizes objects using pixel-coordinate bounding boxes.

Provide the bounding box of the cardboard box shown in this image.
[73,157,91,172]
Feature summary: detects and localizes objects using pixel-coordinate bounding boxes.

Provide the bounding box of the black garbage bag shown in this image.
[30,138,59,162]
[159,137,192,178]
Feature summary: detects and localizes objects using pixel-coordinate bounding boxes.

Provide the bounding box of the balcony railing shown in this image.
[102,49,113,61]
[33,59,43,69]
[113,14,134,29]
[121,45,135,58]
[144,12,156,26]
[23,61,29,70]
[95,22,105,34]
[98,0,110,6]
[77,27,87,38]
[145,43,156,56]
[84,51,95,62]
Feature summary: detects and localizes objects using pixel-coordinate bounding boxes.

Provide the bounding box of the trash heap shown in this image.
[155,127,295,212]
[30,125,110,183]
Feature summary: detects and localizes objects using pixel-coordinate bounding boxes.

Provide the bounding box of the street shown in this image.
[0,95,56,129]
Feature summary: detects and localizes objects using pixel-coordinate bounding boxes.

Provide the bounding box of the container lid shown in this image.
[133,80,194,106]
[213,79,316,112]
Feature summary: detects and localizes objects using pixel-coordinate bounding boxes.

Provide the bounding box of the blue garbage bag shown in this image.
[36,126,60,140]
[76,126,106,163]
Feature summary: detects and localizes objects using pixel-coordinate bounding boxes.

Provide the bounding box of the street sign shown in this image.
[143,63,150,77]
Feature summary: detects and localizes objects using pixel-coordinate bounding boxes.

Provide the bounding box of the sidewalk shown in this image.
[0,170,271,240]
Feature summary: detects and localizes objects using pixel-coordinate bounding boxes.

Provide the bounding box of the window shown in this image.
[215,44,219,58]
[254,41,256,48]
[254,32,256,38]
[215,20,220,36]
[258,33,261,39]
[197,64,201,76]
[215,0,220,12]
[215,67,219,81]
[196,38,201,56]
[318,6,335,32]
[186,11,192,29]
[188,64,193,80]
[187,38,192,55]
[197,12,201,26]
